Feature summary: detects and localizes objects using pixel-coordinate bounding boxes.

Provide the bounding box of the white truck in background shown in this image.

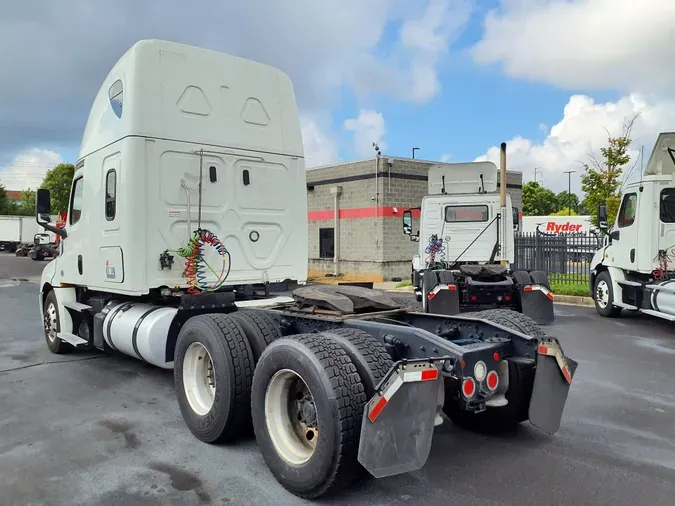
[34,39,577,500]
[402,152,555,325]
[0,215,56,253]
[591,131,675,321]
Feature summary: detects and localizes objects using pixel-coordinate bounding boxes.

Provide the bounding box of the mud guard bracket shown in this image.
[528,338,578,434]
[519,285,555,325]
[357,360,442,478]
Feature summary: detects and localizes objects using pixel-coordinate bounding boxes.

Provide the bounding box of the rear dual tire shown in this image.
[175,313,389,498]
[252,334,368,499]
[174,314,255,444]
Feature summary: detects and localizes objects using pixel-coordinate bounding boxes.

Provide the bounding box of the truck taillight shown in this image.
[486,370,499,391]
[462,377,475,398]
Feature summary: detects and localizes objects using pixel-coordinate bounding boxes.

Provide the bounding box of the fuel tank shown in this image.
[100,301,178,369]
[649,280,675,317]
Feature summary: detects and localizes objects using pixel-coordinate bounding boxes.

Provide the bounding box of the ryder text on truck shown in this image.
[36,39,577,500]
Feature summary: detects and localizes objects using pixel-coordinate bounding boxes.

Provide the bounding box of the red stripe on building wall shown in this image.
[308,207,421,221]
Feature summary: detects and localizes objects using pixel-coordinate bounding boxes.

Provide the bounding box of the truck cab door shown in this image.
[610,192,639,268]
[59,172,90,282]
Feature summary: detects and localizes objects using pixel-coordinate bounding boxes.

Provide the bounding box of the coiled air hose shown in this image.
[172,228,231,294]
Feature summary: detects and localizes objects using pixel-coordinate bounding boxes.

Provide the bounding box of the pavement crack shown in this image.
[0,355,111,374]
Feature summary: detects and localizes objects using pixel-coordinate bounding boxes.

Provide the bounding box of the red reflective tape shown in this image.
[368,396,387,422]
[428,291,436,300]
[546,292,555,301]
[562,365,572,384]
[421,369,438,381]
[308,206,422,221]
[448,284,457,291]
[538,345,549,355]
[524,285,533,291]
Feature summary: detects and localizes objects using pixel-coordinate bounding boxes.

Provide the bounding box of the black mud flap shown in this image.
[528,339,578,434]
[426,285,460,316]
[519,285,555,325]
[357,361,441,478]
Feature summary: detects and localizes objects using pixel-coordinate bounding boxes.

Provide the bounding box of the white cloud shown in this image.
[348,0,472,104]
[344,110,387,158]
[440,153,453,162]
[472,0,675,94]
[0,0,471,157]
[0,148,63,191]
[300,117,340,168]
[474,93,675,193]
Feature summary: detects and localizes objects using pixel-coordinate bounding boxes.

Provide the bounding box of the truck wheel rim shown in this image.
[183,342,216,416]
[44,303,57,343]
[596,280,609,308]
[265,369,318,465]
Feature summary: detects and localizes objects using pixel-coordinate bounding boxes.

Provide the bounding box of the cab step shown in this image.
[640,309,675,321]
[57,332,88,346]
[63,301,92,312]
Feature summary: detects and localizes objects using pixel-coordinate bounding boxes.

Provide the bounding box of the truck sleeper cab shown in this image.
[36,40,577,501]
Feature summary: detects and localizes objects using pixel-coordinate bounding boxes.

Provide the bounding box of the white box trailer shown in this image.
[0,215,57,252]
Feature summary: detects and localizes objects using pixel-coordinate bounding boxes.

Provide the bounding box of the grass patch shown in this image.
[396,280,412,288]
[551,283,590,297]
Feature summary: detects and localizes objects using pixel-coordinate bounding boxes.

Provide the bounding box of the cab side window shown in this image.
[105,170,116,220]
[70,177,84,225]
[617,193,637,228]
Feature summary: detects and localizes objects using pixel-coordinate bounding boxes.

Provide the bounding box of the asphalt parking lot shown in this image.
[2,254,675,505]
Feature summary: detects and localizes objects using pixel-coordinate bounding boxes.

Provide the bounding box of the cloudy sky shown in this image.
[1,0,674,193]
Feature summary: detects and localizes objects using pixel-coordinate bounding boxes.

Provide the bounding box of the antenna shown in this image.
[441,175,446,194]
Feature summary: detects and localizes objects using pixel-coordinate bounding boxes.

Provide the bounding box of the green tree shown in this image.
[14,189,36,216]
[551,208,579,216]
[0,184,8,215]
[556,191,579,214]
[581,115,639,227]
[522,181,558,215]
[41,163,75,213]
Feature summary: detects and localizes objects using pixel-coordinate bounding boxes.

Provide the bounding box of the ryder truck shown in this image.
[36,39,577,499]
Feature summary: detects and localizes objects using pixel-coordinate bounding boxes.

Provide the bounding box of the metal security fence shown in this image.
[513,232,603,286]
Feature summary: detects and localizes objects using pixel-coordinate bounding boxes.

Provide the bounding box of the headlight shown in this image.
[474,361,487,382]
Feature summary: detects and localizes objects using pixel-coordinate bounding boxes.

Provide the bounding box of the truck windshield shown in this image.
[660,188,675,223]
[444,205,489,222]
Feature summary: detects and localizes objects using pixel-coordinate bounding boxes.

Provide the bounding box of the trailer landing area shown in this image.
[1,281,674,505]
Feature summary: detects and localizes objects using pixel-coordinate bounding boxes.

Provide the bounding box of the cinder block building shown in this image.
[306,156,523,282]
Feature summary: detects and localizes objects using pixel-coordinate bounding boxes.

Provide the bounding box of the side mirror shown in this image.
[34,233,50,246]
[36,189,51,216]
[512,207,520,231]
[597,203,608,229]
[35,188,67,238]
[403,210,413,235]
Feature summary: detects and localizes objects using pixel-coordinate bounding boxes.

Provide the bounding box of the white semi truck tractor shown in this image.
[402,155,555,324]
[36,39,577,500]
[591,132,675,321]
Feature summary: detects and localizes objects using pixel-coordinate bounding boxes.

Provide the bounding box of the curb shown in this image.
[553,295,595,307]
